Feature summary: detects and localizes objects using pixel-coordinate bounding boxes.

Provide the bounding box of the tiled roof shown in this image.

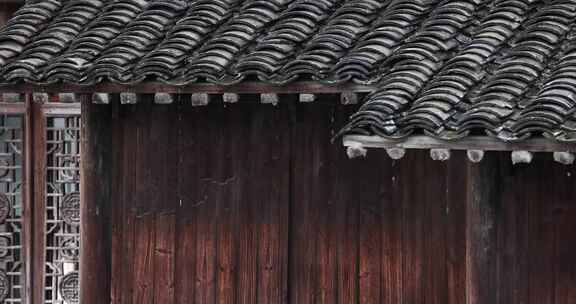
[0,0,392,85]
[2,0,576,143]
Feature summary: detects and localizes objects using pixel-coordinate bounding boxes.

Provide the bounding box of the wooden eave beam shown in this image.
[0,81,377,94]
[343,135,576,153]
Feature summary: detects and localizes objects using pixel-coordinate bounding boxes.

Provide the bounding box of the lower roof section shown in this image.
[343,135,576,153]
[343,134,576,165]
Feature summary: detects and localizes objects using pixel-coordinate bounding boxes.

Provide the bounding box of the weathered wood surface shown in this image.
[97,100,576,304]
[344,135,576,153]
[80,98,113,304]
[0,3,20,26]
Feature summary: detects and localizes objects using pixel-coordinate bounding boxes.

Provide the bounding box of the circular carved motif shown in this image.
[0,159,9,179]
[60,237,79,261]
[60,156,80,181]
[61,192,80,227]
[0,193,11,224]
[59,271,79,304]
[0,270,10,302]
[0,236,10,259]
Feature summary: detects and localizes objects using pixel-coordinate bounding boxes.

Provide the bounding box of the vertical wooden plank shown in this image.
[235,100,258,304]
[118,103,137,304]
[174,95,197,304]
[466,152,499,304]
[22,96,32,304]
[311,99,338,304]
[290,100,336,304]
[528,160,557,304]
[357,146,383,304]
[554,163,576,304]
[331,103,362,304]
[397,150,449,304]
[421,153,448,304]
[288,100,313,304]
[131,96,155,304]
[194,103,220,304]
[400,151,424,304]
[216,98,241,304]
[152,103,178,304]
[154,213,176,304]
[254,101,290,304]
[80,96,113,304]
[497,156,531,304]
[110,96,124,304]
[32,101,46,304]
[446,152,468,304]
[380,156,403,304]
[132,215,156,304]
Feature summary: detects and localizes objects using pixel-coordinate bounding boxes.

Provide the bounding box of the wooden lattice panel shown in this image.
[0,115,24,303]
[44,116,80,304]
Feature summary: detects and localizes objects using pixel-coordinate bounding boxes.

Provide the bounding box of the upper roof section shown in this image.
[0,0,401,85]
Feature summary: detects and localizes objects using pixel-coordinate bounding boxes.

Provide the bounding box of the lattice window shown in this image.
[0,115,24,303]
[44,116,80,304]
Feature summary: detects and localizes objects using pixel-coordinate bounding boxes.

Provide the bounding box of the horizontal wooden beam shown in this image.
[40,102,81,116]
[343,135,576,153]
[0,81,377,94]
[0,102,27,114]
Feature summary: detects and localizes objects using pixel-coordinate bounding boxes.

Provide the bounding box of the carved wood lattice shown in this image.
[44,116,80,304]
[0,115,24,303]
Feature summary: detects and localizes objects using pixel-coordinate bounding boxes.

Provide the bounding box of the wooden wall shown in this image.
[0,2,19,26]
[101,97,576,304]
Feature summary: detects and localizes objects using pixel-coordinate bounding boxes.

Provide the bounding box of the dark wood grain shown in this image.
[290,100,337,304]
[331,103,363,304]
[252,101,290,304]
[500,158,530,304]
[31,100,47,304]
[400,151,424,304]
[466,153,499,304]
[151,103,178,304]
[80,97,113,304]
[554,162,576,304]
[174,95,197,304]
[446,152,468,304]
[192,103,219,304]
[528,159,558,304]
[381,154,403,304]
[22,96,32,304]
[132,215,156,304]
[215,100,239,304]
[421,152,448,304]
[131,95,155,304]
[118,103,138,304]
[110,96,123,304]
[357,147,383,304]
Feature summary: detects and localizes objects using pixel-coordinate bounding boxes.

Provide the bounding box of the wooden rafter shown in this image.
[0,81,377,94]
[343,135,576,164]
[343,135,576,152]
